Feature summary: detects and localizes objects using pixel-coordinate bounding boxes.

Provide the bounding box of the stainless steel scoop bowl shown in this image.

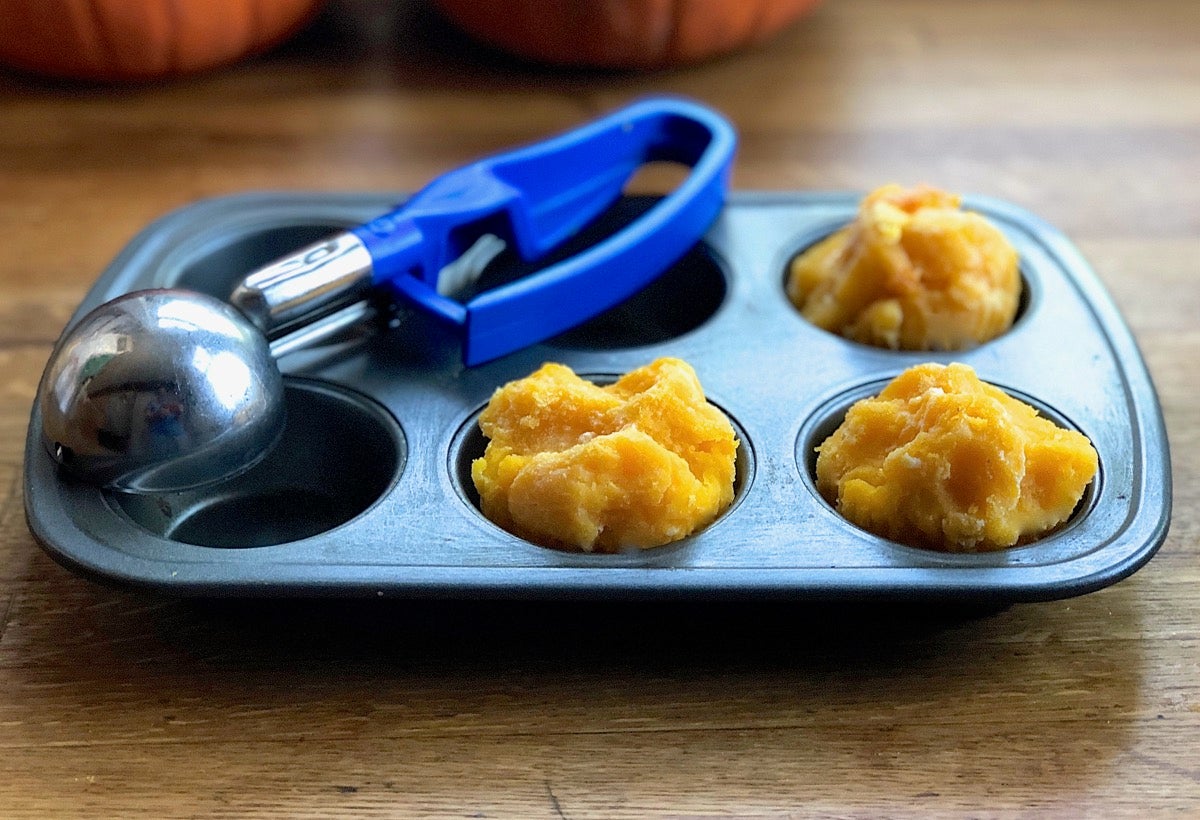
[37,228,384,494]
[38,289,286,494]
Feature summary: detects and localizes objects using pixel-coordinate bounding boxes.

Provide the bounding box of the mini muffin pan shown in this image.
[24,191,1172,601]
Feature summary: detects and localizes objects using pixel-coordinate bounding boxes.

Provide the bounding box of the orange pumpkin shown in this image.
[432,0,823,69]
[0,0,326,82]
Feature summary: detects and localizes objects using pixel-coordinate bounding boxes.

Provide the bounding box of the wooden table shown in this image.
[2,1,1197,816]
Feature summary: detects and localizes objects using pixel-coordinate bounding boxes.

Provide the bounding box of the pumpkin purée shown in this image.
[788,184,1021,351]
[472,358,737,552]
[816,363,1098,552]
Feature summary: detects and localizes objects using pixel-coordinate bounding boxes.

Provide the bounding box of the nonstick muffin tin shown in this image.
[24,191,1172,601]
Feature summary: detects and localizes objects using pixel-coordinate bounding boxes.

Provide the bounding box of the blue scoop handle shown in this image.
[349,97,737,365]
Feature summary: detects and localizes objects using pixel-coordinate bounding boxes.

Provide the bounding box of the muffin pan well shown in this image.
[24,191,1171,600]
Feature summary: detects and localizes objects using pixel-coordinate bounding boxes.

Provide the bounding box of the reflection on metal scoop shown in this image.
[36,96,737,494]
[40,290,284,494]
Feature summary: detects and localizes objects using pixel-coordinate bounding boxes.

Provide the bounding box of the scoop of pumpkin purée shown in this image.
[787,184,1020,350]
[471,358,737,552]
[816,363,1098,551]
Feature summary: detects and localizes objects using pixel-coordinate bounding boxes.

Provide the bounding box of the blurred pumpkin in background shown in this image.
[432,0,824,69]
[0,0,326,82]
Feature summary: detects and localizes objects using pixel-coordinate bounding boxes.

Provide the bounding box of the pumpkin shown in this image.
[432,0,823,69]
[0,0,326,82]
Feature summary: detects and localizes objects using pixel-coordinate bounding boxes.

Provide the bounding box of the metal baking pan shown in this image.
[23,191,1172,601]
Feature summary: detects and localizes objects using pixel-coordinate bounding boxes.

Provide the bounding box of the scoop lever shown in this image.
[231,96,737,365]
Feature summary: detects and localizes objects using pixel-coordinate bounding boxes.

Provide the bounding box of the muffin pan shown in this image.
[24,191,1171,600]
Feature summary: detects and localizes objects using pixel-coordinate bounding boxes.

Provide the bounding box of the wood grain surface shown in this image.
[2,0,1197,816]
